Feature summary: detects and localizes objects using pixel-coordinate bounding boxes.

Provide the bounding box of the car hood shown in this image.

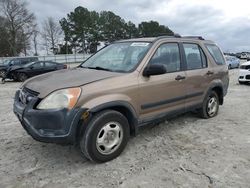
[10,65,23,71]
[23,68,123,98]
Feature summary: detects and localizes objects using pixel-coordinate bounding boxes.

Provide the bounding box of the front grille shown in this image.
[19,87,39,105]
[246,75,250,79]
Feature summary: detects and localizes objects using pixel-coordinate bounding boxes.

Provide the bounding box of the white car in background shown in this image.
[239,61,250,84]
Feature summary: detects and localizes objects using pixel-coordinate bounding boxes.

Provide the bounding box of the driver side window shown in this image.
[149,43,181,73]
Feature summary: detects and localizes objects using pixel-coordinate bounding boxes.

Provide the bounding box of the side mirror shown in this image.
[143,64,167,77]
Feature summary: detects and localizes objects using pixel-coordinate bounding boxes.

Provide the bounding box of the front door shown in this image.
[138,42,187,121]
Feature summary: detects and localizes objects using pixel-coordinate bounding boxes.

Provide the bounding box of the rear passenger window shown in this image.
[45,62,55,67]
[183,43,206,70]
[149,43,181,73]
[205,44,225,65]
[33,62,44,68]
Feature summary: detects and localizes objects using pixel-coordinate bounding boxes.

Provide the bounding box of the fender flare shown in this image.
[205,82,224,105]
[89,101,139,136]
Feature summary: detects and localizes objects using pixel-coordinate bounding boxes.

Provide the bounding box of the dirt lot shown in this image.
[0,69,249,188]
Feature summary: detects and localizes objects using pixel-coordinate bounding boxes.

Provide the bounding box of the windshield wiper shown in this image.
[81,66,113,72]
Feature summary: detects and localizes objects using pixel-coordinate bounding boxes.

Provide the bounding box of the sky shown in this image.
[28,0,250,53]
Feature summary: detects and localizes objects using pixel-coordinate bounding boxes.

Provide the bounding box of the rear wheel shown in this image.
[199,91,219,119]
[18,73,28,82]
[79,110,130,163]
[0,70,6,78]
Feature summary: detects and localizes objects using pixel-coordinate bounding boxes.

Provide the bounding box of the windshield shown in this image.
[80,42,151,72]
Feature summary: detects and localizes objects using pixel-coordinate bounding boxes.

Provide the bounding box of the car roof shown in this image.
[117,35,215,44]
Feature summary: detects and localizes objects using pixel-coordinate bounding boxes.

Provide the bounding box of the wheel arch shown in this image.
[89,101,139,136]
[207,83,224,105]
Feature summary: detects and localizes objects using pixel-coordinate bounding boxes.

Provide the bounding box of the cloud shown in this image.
[27,0,250,52]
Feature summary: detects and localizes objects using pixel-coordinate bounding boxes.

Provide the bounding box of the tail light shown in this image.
[63,64,67,69]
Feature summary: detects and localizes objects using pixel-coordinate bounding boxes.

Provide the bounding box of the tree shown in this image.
[59,6,175,54]
[0,16,11,56]
[67,6,91,53]
[42,17,62,54]
[138,21,173,37]
[60,18,71,54]
[0,0,35,56]
[99,11,127,42]
[125,21,139,38]
[32,25,39,56]
[60,7,101,53]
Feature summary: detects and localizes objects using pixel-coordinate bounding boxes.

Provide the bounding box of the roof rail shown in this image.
[182,36,205,40]
[153,33,181,41]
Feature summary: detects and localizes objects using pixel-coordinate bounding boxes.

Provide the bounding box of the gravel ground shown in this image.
[0,69,249,188]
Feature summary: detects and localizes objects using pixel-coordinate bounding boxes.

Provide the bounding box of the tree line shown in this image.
[0,0,174,57]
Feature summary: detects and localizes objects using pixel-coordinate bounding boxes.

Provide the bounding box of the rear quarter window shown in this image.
[205,44,225,65]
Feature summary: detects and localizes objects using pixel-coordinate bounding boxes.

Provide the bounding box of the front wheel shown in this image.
[0,70,6,78]
[79,110,130,163]
[199,91,219,119]
[239,81,245,84]
[18,73,28,82]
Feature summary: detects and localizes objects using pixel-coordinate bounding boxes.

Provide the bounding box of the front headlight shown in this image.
[37,87,81,110]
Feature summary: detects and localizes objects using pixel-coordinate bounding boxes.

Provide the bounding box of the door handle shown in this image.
[206,71,214,75]
[175,75,186,81]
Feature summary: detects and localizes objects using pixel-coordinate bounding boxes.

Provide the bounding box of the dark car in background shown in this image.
[10,61,67,82]
[0,57,38,78]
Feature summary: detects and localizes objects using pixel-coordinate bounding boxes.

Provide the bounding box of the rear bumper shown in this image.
[13,90,86,144]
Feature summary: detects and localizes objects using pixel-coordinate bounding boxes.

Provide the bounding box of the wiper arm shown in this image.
[82,66,113,72]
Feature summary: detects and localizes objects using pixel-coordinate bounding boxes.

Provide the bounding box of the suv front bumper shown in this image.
[13,90,86,144]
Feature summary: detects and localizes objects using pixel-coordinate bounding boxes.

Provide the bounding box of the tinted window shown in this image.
[20,59,29,64]
[45,62,56,67]
[183,43,206,70]
[32,62,44,68]
[149,43,181,73]
[205,44,225,65]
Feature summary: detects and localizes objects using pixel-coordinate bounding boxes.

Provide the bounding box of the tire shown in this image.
[79,110,130,163]
[199,91,219,119]
[0,70,6,78]
[228,64,231,69]
[18,73,28,82]
[239,81,245,84]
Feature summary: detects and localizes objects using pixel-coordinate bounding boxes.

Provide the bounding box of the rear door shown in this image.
[138,42,187,120]
[181,43,211,109]
[29,62,45,76]
[44,62,57,73]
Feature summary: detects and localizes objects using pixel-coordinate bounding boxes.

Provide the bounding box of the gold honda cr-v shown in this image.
[13,35,229,162]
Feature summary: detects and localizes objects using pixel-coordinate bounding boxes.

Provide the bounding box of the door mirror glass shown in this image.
[143,64,167,77]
